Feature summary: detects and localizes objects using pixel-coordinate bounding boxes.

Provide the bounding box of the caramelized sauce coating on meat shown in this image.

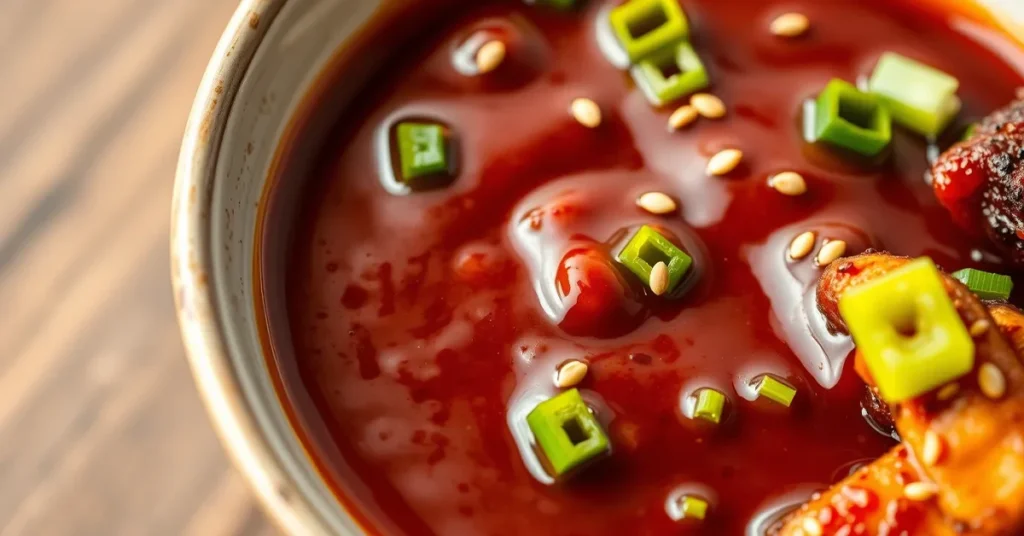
[932,95,1024,264]
[777,253,1024,535]
[990,303,1024,355]
[861,386,897,440]
[772,446,953,536]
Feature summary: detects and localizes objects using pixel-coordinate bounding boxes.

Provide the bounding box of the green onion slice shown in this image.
[692,388,726,424]
[961,123,978,142]
[396,122,451,186]
[755,375,797,407]
[868,52,960,138]
[811,79,892,156]
[839,258,975,403]
[630,41,709,106]
[528,0,579,9]
[608,0,689,63]
[526,388,610,479]
[678,495,708,520]
[617,225,693,295]
[953,268,1013,301]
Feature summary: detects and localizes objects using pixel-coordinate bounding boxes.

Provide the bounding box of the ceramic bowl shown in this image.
[171,1,1024,534]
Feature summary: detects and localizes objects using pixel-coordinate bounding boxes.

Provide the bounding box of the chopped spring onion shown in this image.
[812,79,892,156]
[631,41,709,106]
[693,388,726,424]
[868,52,960,138]
[839,258,975,403]
[756,375,797,407]
[953,268,1013,301]
[678,495,709,520]
[617,225,693,295]
[526,388,610,479]
[609,0,689,63]
[396,122,450,185]
[962,123,978,142]
[528,0,579,9]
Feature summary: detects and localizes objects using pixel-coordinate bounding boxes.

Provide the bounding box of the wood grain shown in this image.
[0,0,281,534]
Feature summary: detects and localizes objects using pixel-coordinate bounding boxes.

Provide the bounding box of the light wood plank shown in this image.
[0,0,281,534]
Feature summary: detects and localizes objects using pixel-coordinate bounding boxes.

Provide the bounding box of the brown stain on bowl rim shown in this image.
[197,80,224,144]
[249,12,260,29]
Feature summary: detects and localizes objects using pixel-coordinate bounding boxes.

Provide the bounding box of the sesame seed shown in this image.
[769,171,808,196]
[554,360,588,388]
[667,105,699,130]
[904,482,939,501]
[969,319,990,337]
[801,517,823,536]
[707,149,743,176]
[570,98,602,128]
[650,261,670,296]
[770,13,811,37]
[921,430,944,466]
[789,231,816,260]
[815,239,847,267]
[979,363,1007,399]
[475,40,506,74]
[637,192,678,215]
[691,93,726,119]
[936,382,960,401]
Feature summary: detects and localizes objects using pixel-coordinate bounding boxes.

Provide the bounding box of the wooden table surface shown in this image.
[0,0,280,534]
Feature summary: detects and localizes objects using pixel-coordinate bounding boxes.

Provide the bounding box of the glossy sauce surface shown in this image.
[271,1,1024,534]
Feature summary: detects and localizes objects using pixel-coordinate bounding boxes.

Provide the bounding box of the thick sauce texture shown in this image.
[274,0,1024,534]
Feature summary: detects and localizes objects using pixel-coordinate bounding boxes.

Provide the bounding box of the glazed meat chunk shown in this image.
[932,95,1024,265]
[777,253,1024,535]
[773,446,954,536]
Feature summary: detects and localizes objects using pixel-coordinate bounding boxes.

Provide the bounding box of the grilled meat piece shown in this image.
[932,96,1024,265]
[772,446,954,536]
[776,253,1024,534]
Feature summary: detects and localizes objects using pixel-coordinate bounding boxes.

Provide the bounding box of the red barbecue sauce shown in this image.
[257,0,1024,534]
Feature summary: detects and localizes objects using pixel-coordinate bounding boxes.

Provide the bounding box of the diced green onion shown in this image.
[617,225,693,295]
[609,0,689,63]
[952,268,1013,301]
[529,0,579,9]
[692,388,725,424]
[526,388,610,479]
[962,123,978,142]
[812,79,892,156]
[868,52,960,137]
[630,42,709,106]
[839,258,975,403]
[396,122,450,185]
[756,375,797,407]
[679,495,708,520]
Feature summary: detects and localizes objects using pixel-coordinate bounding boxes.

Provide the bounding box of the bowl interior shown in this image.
[179,0,1024,534]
